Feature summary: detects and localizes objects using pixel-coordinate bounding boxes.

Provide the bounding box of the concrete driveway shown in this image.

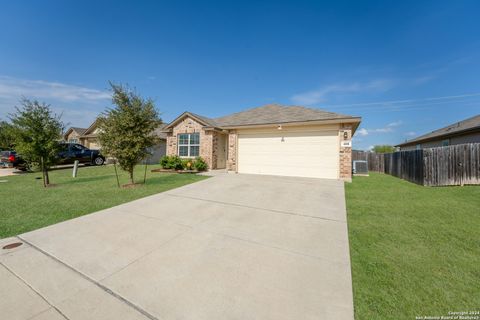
[0,174,354,320]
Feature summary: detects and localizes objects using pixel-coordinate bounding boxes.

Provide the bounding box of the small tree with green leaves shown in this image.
[98,83,161,186]
[0,120,16,149]
[372,145,396,153]
[10,99,64,187]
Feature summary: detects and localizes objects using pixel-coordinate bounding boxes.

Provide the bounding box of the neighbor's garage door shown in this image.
[237,130,339,179]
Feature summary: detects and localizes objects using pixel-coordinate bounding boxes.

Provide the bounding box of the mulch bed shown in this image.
[151,168,200,174]
[121,183,144,189]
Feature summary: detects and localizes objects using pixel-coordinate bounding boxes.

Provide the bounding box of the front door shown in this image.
[216,134,227,169]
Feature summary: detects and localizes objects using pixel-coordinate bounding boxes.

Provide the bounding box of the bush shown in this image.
[159,155,183,170]
[182,158,194,170]
[160,155,208,171]
[193,157,208,171]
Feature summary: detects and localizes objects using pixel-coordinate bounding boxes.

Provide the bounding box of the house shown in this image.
[396,114,480,151]
[63,127,87,144]
[163,104,361,180]
[64,121,168,164]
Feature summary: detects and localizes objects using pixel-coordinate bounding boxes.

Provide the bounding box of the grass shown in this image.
[0,164,208,238]
[345,173,480,319]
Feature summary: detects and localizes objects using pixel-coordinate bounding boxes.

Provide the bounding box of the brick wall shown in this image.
[166,116,215,169]
[227,130,237,171]
[339,124,353,181]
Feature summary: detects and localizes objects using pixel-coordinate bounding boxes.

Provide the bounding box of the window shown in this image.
[416,144,422,150]
[442,139,450,146]
[178,133,200,157]
[68,138,78,143]
[71,144,86,153]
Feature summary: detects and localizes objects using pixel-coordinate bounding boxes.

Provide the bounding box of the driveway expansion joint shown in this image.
[0,262,70,320]
[16,236,160,320]
[165,193,347,224]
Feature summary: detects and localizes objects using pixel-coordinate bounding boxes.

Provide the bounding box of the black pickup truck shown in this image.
[0,143,105,169]
[57,143,105,166]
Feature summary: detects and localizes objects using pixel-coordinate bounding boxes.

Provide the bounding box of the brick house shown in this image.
[163,104,361,181]
[64,120,168,164]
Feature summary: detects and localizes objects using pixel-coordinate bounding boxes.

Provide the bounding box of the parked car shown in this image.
[0,150,27,170]
[57,143,105,166]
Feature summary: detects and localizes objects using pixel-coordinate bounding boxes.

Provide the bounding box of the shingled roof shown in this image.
[396,114,480,147]
[212,104,358,127]
[165,104,360,130]
[71,127,87,135]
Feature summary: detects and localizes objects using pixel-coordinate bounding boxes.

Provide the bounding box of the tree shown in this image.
[372,145,396,153]
[0,120,16,149]
[10,99,64,187]
[98,83,161,186]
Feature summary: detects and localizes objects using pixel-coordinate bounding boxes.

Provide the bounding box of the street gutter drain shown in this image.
[2,242,23,250]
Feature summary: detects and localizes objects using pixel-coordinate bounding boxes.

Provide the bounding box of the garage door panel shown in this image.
[238,130,339,179]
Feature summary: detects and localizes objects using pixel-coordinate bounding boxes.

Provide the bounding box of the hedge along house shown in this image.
[163,104,361,181]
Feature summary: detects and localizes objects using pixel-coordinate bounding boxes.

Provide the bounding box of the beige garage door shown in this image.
[238,130,339,179]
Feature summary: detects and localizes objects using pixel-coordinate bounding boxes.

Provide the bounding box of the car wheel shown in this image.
[93,157,104,166]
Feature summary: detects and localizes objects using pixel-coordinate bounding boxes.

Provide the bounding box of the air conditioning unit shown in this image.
[353,160,368,175]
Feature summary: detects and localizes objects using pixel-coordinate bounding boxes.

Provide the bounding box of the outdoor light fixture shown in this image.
[278,125,282,130]
[343,131,348,139]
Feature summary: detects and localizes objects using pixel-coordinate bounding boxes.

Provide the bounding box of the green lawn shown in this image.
[346,173,480,320]
[0,165,208,238]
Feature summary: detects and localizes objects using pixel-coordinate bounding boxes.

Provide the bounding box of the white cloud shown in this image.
[0,76,111,102]
[291,79,394,105]
[387,120,402,127]
[357,120,403,137]
[405,131,417,136]
[0,76,111,127]
[357,128,369,136]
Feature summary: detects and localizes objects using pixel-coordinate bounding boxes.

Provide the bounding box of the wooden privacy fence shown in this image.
[352,143,480,186]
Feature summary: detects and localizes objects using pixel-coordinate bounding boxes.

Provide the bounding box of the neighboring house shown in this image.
[64,121,167,164]
[396,114,480,151]
[163,104,361,180]
[63,127,87,143]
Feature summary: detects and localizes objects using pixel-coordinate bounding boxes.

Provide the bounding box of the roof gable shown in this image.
[64,127,87,139]
[82,119,99,136]
[164,112,218,129]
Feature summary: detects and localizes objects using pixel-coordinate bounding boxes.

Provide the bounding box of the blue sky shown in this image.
[0,0,479,150]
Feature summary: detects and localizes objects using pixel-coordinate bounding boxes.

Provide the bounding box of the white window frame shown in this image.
[178,133,200,157]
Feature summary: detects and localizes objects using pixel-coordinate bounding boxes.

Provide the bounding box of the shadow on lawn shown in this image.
[60,174,114,185]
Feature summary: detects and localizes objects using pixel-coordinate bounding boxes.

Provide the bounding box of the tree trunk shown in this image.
[129,170,134,185]
[40,156,47,188]
[113,160,120,188]
[44,168,50,185]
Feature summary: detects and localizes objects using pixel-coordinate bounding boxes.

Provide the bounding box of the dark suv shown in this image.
[57,143,105,166]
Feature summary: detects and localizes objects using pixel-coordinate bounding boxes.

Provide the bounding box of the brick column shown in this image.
[166,133,176,155]
[227,130,237,172]
[339,124,352,182]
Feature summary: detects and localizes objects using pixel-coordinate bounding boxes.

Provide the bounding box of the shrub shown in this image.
[160,155,207,171]
[182,158,194,170]
[159,155,183,170]
[193,157,208,171]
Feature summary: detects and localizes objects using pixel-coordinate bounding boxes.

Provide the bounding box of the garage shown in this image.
[237,128,340,179]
